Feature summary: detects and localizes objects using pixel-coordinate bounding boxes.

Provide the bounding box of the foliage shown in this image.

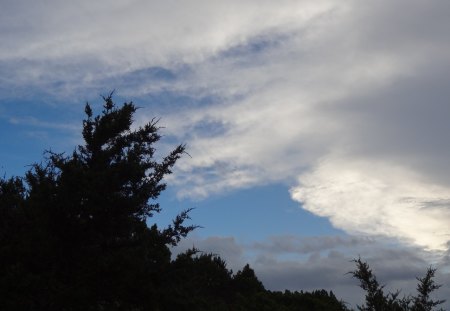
[0,94,193,310]
[351,258,445,311]
[411,267,446,311]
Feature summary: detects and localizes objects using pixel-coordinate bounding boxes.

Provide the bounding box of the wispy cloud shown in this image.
[9,116,79,131]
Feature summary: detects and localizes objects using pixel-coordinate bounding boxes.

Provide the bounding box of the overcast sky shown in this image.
[1,0,450,307]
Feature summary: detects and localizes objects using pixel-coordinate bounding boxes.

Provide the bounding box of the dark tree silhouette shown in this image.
[351,258,445,311]
[412,267,445,311]
[0,94,195,310]
[350,258,402,310]
[233,264,265,295]
[162,249,234,310]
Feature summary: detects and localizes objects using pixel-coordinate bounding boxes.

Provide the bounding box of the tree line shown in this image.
[0,95,445,310]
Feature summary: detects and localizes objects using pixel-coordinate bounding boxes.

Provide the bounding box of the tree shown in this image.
[163,249,234,310]
[233,264,265,295]
[351,258,445,311]
[411,267,445,311]
[350,258,402,310]
[0,93,195,310]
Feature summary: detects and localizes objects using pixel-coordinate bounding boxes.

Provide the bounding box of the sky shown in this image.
[1,0,450,307]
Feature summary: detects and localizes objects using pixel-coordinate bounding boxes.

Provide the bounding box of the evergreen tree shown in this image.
[0,94,194,310]
[411,267,445,311]
[351,258,445,311]
[233,264,265,295]
[163,249,233,310]
[350,257,400,310]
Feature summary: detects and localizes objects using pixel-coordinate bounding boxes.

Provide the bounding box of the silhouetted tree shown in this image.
[351,258,445,311]
[163,249,233,310]
[0,94,195,310]
[233,264,265,295]
[264,289,350,311]
[411,267,445,311]
[351,258,401,310]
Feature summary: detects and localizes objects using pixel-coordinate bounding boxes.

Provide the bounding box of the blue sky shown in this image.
[2,0,450,307]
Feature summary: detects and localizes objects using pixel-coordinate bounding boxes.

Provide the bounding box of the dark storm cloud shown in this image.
[253,235,374,254]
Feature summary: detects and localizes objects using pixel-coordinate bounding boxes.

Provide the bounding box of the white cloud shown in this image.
[290,156,450,251]
[0,0,338,96]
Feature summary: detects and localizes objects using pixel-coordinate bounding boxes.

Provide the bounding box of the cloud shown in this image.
[156,0,450,251]
[290,157,450,250]
[8,115,79,131]
[2,0,450,251]
[0,0,338,98]
[159,0,450,193]
[252,235,375,255]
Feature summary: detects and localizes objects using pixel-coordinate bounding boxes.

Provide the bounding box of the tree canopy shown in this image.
[0,94,196,310]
